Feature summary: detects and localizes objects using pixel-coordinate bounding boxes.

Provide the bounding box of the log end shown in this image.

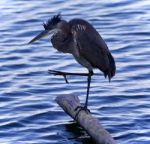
[55,94,116,144]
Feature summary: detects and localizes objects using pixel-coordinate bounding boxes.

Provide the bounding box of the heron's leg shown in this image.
[74,70,93,119]
[48,70,89,83]
[85,70,93,108]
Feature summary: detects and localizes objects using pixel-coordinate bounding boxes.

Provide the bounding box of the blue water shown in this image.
[0,0,150,143]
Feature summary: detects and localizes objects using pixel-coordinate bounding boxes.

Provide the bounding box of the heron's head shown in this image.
[28,13,68,44]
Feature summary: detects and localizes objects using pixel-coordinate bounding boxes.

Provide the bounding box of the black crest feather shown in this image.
[43,14,61,30]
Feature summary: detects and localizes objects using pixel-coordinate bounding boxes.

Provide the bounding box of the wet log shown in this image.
[56,94,116,144]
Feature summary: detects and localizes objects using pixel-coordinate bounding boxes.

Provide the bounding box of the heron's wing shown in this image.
[70,19,116,80]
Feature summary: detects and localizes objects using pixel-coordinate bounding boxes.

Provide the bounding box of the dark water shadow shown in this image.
[64,121,96,144]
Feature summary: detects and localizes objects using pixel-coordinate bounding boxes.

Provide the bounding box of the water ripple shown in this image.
[0,0,150,143]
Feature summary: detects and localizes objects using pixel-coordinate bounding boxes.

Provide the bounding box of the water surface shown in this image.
[0,0,150,143]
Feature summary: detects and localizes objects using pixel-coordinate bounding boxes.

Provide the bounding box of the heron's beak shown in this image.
[28,29,58,44]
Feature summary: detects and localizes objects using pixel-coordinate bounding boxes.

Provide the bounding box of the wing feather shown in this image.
[69,19,116,80]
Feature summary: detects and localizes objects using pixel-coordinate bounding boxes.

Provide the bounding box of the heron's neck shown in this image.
[51,32,73,53]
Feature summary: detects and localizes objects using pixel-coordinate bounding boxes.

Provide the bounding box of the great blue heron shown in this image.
[28,14,116,112]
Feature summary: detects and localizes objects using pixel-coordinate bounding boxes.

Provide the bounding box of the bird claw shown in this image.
[74,106,90,120]
[48,70,69,83]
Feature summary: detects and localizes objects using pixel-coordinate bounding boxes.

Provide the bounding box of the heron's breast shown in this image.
[51,33,73,54]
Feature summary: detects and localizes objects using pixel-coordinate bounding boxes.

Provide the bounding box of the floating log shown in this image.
[56,94,116,144]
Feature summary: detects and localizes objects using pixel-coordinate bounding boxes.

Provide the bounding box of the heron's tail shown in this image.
[104,52,116,82]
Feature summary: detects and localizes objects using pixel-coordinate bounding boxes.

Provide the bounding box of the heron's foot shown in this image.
[74,106,90,120]
[48,70,69,83]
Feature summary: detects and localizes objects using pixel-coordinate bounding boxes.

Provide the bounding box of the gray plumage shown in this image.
[47,15,116,81]
[28,14,116,110]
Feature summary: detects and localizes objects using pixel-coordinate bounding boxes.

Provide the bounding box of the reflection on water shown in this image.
[65,121,94,144]
[0,0,150,143]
